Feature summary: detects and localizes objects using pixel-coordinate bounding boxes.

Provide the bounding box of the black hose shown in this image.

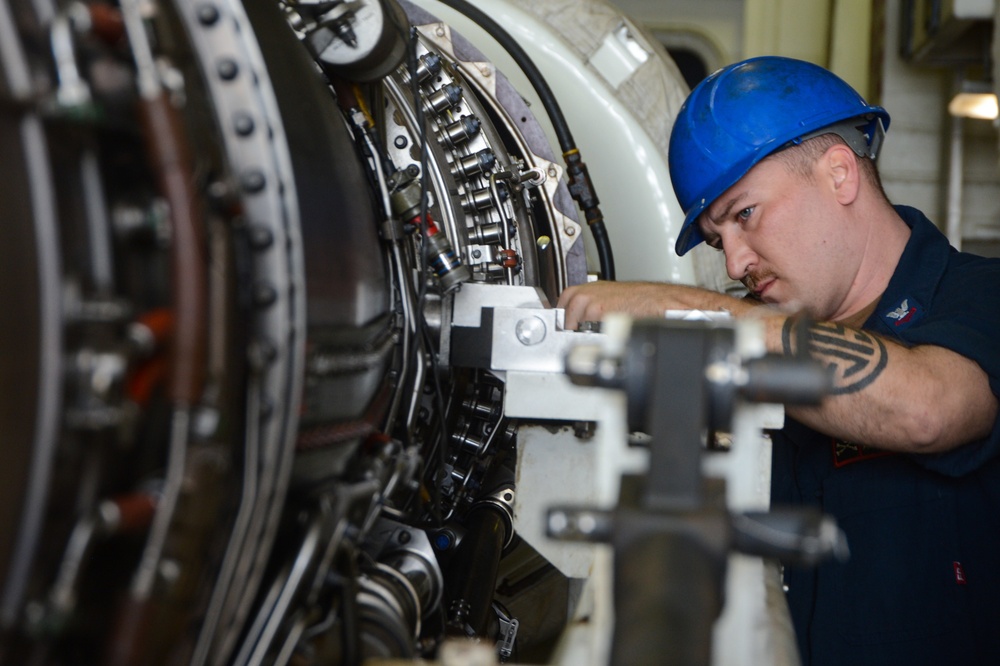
[432,0,572,150]
[443,452,516,637]
[588,209,616,284]
[445,505,507,636]
[431,0,616,281]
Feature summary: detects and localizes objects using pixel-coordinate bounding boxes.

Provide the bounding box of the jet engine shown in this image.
[0,0,799,665]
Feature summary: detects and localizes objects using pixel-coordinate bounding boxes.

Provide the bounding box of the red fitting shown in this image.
[137,307,174,347]
[126,355,167,407]
[409,213,441,236]
[110,492,158,533]
[498,249,519,268]
[88,3,126,45]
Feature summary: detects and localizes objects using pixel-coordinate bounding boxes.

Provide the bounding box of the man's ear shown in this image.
[823,143,861,205]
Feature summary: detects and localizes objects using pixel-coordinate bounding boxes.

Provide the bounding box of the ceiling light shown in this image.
[948,82,999,120]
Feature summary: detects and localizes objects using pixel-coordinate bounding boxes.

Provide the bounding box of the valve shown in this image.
[389,172,471,292]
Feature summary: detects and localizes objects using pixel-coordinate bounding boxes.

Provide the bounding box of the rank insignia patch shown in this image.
[883,296,921,330]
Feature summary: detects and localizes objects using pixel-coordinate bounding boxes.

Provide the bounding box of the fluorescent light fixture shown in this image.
[948,83,999,120]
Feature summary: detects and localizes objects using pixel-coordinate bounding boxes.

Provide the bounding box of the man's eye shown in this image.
[737,207,754,221]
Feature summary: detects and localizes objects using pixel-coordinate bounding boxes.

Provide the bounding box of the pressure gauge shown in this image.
[307,0,408,81]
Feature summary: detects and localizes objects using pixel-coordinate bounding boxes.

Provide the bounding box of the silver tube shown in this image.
[489,173,514,284]
[130,407,189,598]
[118,0,160,99]
[189,380,261,666]
[946,111,964,250]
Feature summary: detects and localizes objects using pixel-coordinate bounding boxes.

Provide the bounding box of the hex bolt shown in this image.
[247,225,274,250]
[241,169,266,193]
[252,282,277,307]
[216,58,239,81]
[196,3,219,25]
[233,111,255,136]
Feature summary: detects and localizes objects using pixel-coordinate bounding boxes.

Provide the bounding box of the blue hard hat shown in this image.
[668,56,890,256]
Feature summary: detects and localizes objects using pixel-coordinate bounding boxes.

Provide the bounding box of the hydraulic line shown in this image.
[431,0,615,281]
[443,455,515,637]
[108,1,208,662]
[445,506,507,636]
[123,3,209,403]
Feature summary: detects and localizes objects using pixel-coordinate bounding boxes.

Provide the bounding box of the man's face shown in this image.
[695,155,859,319]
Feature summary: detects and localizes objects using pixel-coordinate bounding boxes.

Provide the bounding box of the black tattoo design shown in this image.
[782,319,888,395]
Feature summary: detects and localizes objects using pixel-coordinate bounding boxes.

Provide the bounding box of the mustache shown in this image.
[742,270,775,293]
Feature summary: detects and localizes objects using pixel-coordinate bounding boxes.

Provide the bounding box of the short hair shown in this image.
[767,133,889,202]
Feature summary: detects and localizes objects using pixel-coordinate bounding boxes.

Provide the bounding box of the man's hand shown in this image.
[557,280,755,331]
[556,281,997,452]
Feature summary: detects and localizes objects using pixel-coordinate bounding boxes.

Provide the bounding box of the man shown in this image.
[558,56,1000,665]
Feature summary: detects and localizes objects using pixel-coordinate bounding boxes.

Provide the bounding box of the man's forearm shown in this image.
[556,281,996,452]
[558,281,756,329]
[766,315,996,453]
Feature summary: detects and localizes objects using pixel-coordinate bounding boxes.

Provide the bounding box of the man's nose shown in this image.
[723,233,754,281]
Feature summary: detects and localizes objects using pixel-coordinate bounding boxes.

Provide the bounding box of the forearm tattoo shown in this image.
[782,318,888,395]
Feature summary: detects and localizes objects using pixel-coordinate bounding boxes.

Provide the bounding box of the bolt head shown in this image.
[515,316,546,345]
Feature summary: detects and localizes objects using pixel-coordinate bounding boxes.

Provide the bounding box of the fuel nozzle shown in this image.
[389,172,471,292]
